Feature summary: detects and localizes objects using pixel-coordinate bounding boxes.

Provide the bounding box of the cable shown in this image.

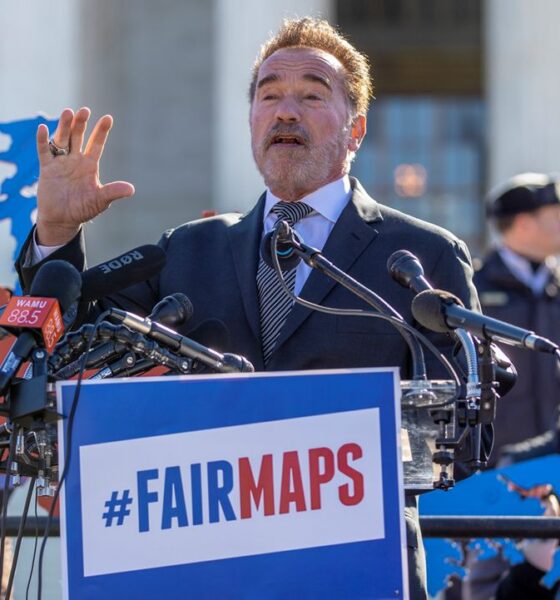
[25,490,39,600]
[269,227,461,388]
[36,310,109,600]
[0,432,16,592]
[5,475,37,599]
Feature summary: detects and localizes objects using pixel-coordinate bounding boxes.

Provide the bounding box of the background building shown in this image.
[2,0,560,276]
[1,1,560,597]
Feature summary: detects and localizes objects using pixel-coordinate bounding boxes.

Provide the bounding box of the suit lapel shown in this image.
[273,179,383,351]
[227,195,265,345]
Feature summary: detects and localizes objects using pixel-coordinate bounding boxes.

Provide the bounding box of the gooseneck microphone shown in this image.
[387,249,519,388]
[107,307,254,373]
[0,261,82,394]
[80,245,166,302]
[261,222,429,381]
[49,294,196,378]
[412,289,558,354]
[260,222,303,271]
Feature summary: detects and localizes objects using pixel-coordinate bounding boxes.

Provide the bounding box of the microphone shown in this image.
[412,289,558,354]
[260,221,303,270]
[387,249,431,293]
[107,307,254,373]
[149,293,194,328]
[388,249,518,392]
[80,245,166,302]
[0,261,82,394]
[51,295,193,379]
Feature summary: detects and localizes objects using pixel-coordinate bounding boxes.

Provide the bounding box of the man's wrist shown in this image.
[35,221,81,246]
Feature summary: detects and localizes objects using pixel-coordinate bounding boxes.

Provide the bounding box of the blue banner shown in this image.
[0,116,58,290]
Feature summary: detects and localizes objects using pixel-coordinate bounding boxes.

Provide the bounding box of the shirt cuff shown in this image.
[31,229,64,265]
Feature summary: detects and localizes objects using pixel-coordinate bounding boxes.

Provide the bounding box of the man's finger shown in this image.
[36,124,52,165]
[99,181,136,208]
[84,115,113,162]
[69,107,91,154]
[51,108,74,150]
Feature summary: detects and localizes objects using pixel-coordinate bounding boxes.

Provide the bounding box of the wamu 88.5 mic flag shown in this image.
[0,260,82,395]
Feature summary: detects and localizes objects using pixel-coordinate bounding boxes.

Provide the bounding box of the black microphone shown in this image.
[260,221,303,270]
[150,293,194,328]
[388,249,518,391]
[52,295,193,379]
[108,308,254,373]
[412,289,558,354]
[80,245,166,302]
[0,261,82,394]
[387,250,431,293]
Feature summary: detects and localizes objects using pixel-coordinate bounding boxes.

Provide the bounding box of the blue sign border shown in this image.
[57,368,405,599]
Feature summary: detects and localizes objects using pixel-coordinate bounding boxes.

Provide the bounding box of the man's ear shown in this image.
[348,114,366,152]
[514,212,534,232]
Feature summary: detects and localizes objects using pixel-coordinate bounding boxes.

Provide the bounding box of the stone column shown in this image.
[485,0,560,188]
[212,0,334,213]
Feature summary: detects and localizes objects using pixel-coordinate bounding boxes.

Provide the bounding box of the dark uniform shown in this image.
[474,249,560,465]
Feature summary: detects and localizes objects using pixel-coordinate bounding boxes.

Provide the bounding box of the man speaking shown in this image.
[17,18,480,599]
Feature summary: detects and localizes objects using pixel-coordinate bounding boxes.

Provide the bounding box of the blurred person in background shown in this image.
[474,173,560,466]
[494,485,560,599]
[463,470,560,600]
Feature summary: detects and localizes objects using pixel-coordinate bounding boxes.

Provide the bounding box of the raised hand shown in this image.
[36,107,135,246]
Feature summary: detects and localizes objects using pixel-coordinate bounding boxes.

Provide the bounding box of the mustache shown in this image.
[264,124,310,148]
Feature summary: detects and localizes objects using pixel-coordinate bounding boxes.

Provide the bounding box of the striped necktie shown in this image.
[257,201,314,364]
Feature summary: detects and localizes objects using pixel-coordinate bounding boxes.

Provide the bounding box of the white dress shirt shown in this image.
[262,175,352,295]
[30,232,64,264]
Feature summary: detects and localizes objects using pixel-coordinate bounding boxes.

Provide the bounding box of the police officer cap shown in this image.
[487,173,560,218]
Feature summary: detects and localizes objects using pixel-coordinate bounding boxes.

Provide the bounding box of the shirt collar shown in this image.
[498,245,551,293]
[263,175,351,225]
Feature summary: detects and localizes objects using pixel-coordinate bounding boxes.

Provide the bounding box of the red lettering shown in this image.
[308,447,335,510]
[337,443,364,506]
[238,455,275,518]
[279,451,307,514]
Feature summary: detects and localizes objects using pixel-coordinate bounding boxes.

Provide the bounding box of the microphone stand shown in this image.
[271,222,429,384]
[430,329,481,488]
[0,344,59,598]
[472,338,498,468]
[269,224,500,489]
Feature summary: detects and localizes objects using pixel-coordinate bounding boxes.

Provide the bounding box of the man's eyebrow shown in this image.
[256,74,279,89]
[256,72,333,91]
[303,73,332,91]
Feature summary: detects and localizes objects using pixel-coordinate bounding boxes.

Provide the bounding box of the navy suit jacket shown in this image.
[18,178,479,376]
[17,178,480,599]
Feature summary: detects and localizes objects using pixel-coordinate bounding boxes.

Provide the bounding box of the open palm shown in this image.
[36,107,135,245]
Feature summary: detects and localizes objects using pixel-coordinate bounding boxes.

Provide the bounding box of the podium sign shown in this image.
[57,368,407,599]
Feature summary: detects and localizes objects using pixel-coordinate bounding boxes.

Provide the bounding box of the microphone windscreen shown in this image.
[150,293,194,328]
[81,245,166,302]
[30,260,82,312]
[386,249,416,273]
[260,230,301,271]
[411,289,464,333]
[187,319,231,353]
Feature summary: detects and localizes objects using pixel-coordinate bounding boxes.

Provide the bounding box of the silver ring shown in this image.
[48,138,70,156]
